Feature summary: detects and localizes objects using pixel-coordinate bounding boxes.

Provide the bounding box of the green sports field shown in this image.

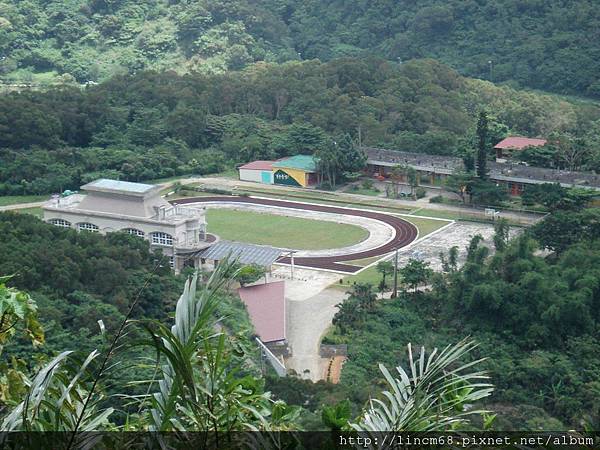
[206,208,369,250]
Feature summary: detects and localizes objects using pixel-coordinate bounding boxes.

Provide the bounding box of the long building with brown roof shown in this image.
[364,147,600,195]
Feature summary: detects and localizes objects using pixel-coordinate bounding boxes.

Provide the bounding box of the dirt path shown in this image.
[327,356,346,383]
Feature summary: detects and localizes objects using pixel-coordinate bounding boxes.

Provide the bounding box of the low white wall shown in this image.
[239,169,263,183]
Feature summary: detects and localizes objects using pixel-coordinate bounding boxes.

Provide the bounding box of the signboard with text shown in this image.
[273,169,301,187]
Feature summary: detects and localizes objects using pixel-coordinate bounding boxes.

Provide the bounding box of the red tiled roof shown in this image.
[494,137,547,150]
[238,160,275,170]
[238,281,285,343]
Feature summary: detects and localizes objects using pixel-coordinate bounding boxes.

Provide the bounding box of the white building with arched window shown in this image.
[42,179,215,273]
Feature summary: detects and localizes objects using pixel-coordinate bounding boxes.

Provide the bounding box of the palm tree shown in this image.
[376,261,394,290]
[347,283,377,311]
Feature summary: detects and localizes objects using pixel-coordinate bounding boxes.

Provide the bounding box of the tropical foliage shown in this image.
[352,339,492,432]
[1,260,300,433]
[320,202,600,429]
[1,248,491,434]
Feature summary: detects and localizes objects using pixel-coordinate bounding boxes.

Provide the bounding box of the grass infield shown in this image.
[206,208,370,250]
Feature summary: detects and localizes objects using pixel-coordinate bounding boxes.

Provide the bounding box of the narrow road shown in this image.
[0,201,45,212]
[285,287,346,381]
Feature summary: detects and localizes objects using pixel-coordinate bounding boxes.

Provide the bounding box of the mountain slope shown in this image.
[0,0,295,82]
[277,0,600,97]
[1,0,599,98]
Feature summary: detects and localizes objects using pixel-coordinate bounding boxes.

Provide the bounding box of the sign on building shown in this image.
[273,169,301,187]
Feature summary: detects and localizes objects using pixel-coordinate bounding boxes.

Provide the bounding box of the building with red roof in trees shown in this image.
[238,160,275,184]
[494,136,547,159]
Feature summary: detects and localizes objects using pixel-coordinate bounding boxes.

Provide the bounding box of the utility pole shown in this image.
[488,60,493,82]
[392,248,399,298]
[289,251,296,280]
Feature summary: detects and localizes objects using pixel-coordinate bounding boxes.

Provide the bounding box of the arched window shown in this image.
[78,222,99,233]
[49,218,71,228]
[151,231,173,246]
[123,228,145,237]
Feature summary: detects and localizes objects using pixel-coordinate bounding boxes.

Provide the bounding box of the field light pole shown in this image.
[288,251,297,280]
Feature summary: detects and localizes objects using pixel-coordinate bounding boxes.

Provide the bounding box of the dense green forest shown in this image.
[0,212,181,354]
[280,204,600,430]
[2,0,600,436]
[2,58,600,195]
[1,1,599,98]
[0,212,263,421]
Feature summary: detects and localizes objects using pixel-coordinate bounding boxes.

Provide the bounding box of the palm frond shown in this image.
[351,338,493,432]
[146,260,238,430]
[1,350,113,432]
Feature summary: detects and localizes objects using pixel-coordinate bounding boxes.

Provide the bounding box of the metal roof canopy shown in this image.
[199,240,284,267]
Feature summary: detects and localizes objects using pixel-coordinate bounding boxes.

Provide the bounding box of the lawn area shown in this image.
[409,208,464,220]
[0,195,47,207]
[344,186,382,197]
[14,207,43,218]
[345,255,385,267]
[206,209,369,250]
[401,215,450,237]
[338,264,387,289]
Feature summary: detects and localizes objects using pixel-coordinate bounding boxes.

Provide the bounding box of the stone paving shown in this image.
[367,220,521,272]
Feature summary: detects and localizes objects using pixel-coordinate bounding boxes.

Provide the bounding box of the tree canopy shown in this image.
[1,1,600,98]
[1,58,599,195]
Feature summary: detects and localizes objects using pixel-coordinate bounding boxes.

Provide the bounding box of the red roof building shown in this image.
[238,160,275,171]
[494,136,547,159]
[238,281,286,343]
[238,160,276,184]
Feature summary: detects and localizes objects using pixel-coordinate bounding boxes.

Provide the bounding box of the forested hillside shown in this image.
[274,0,600,97]
[2,58,600,195]
[1,0,599,97]
[0,212,259,422]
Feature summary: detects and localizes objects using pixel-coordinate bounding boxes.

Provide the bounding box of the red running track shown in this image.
[173,196,418,273]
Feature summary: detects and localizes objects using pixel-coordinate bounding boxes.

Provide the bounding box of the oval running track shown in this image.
[173,196,418,273]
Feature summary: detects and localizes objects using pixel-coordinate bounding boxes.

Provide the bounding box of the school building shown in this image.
[364,147,600,196]
[238,155,318,188]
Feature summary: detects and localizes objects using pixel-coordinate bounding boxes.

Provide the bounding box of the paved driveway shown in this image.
[285,287,346,381]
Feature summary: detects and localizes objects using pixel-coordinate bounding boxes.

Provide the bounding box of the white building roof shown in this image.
[81,179,160,197]
[44,179,206,224]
